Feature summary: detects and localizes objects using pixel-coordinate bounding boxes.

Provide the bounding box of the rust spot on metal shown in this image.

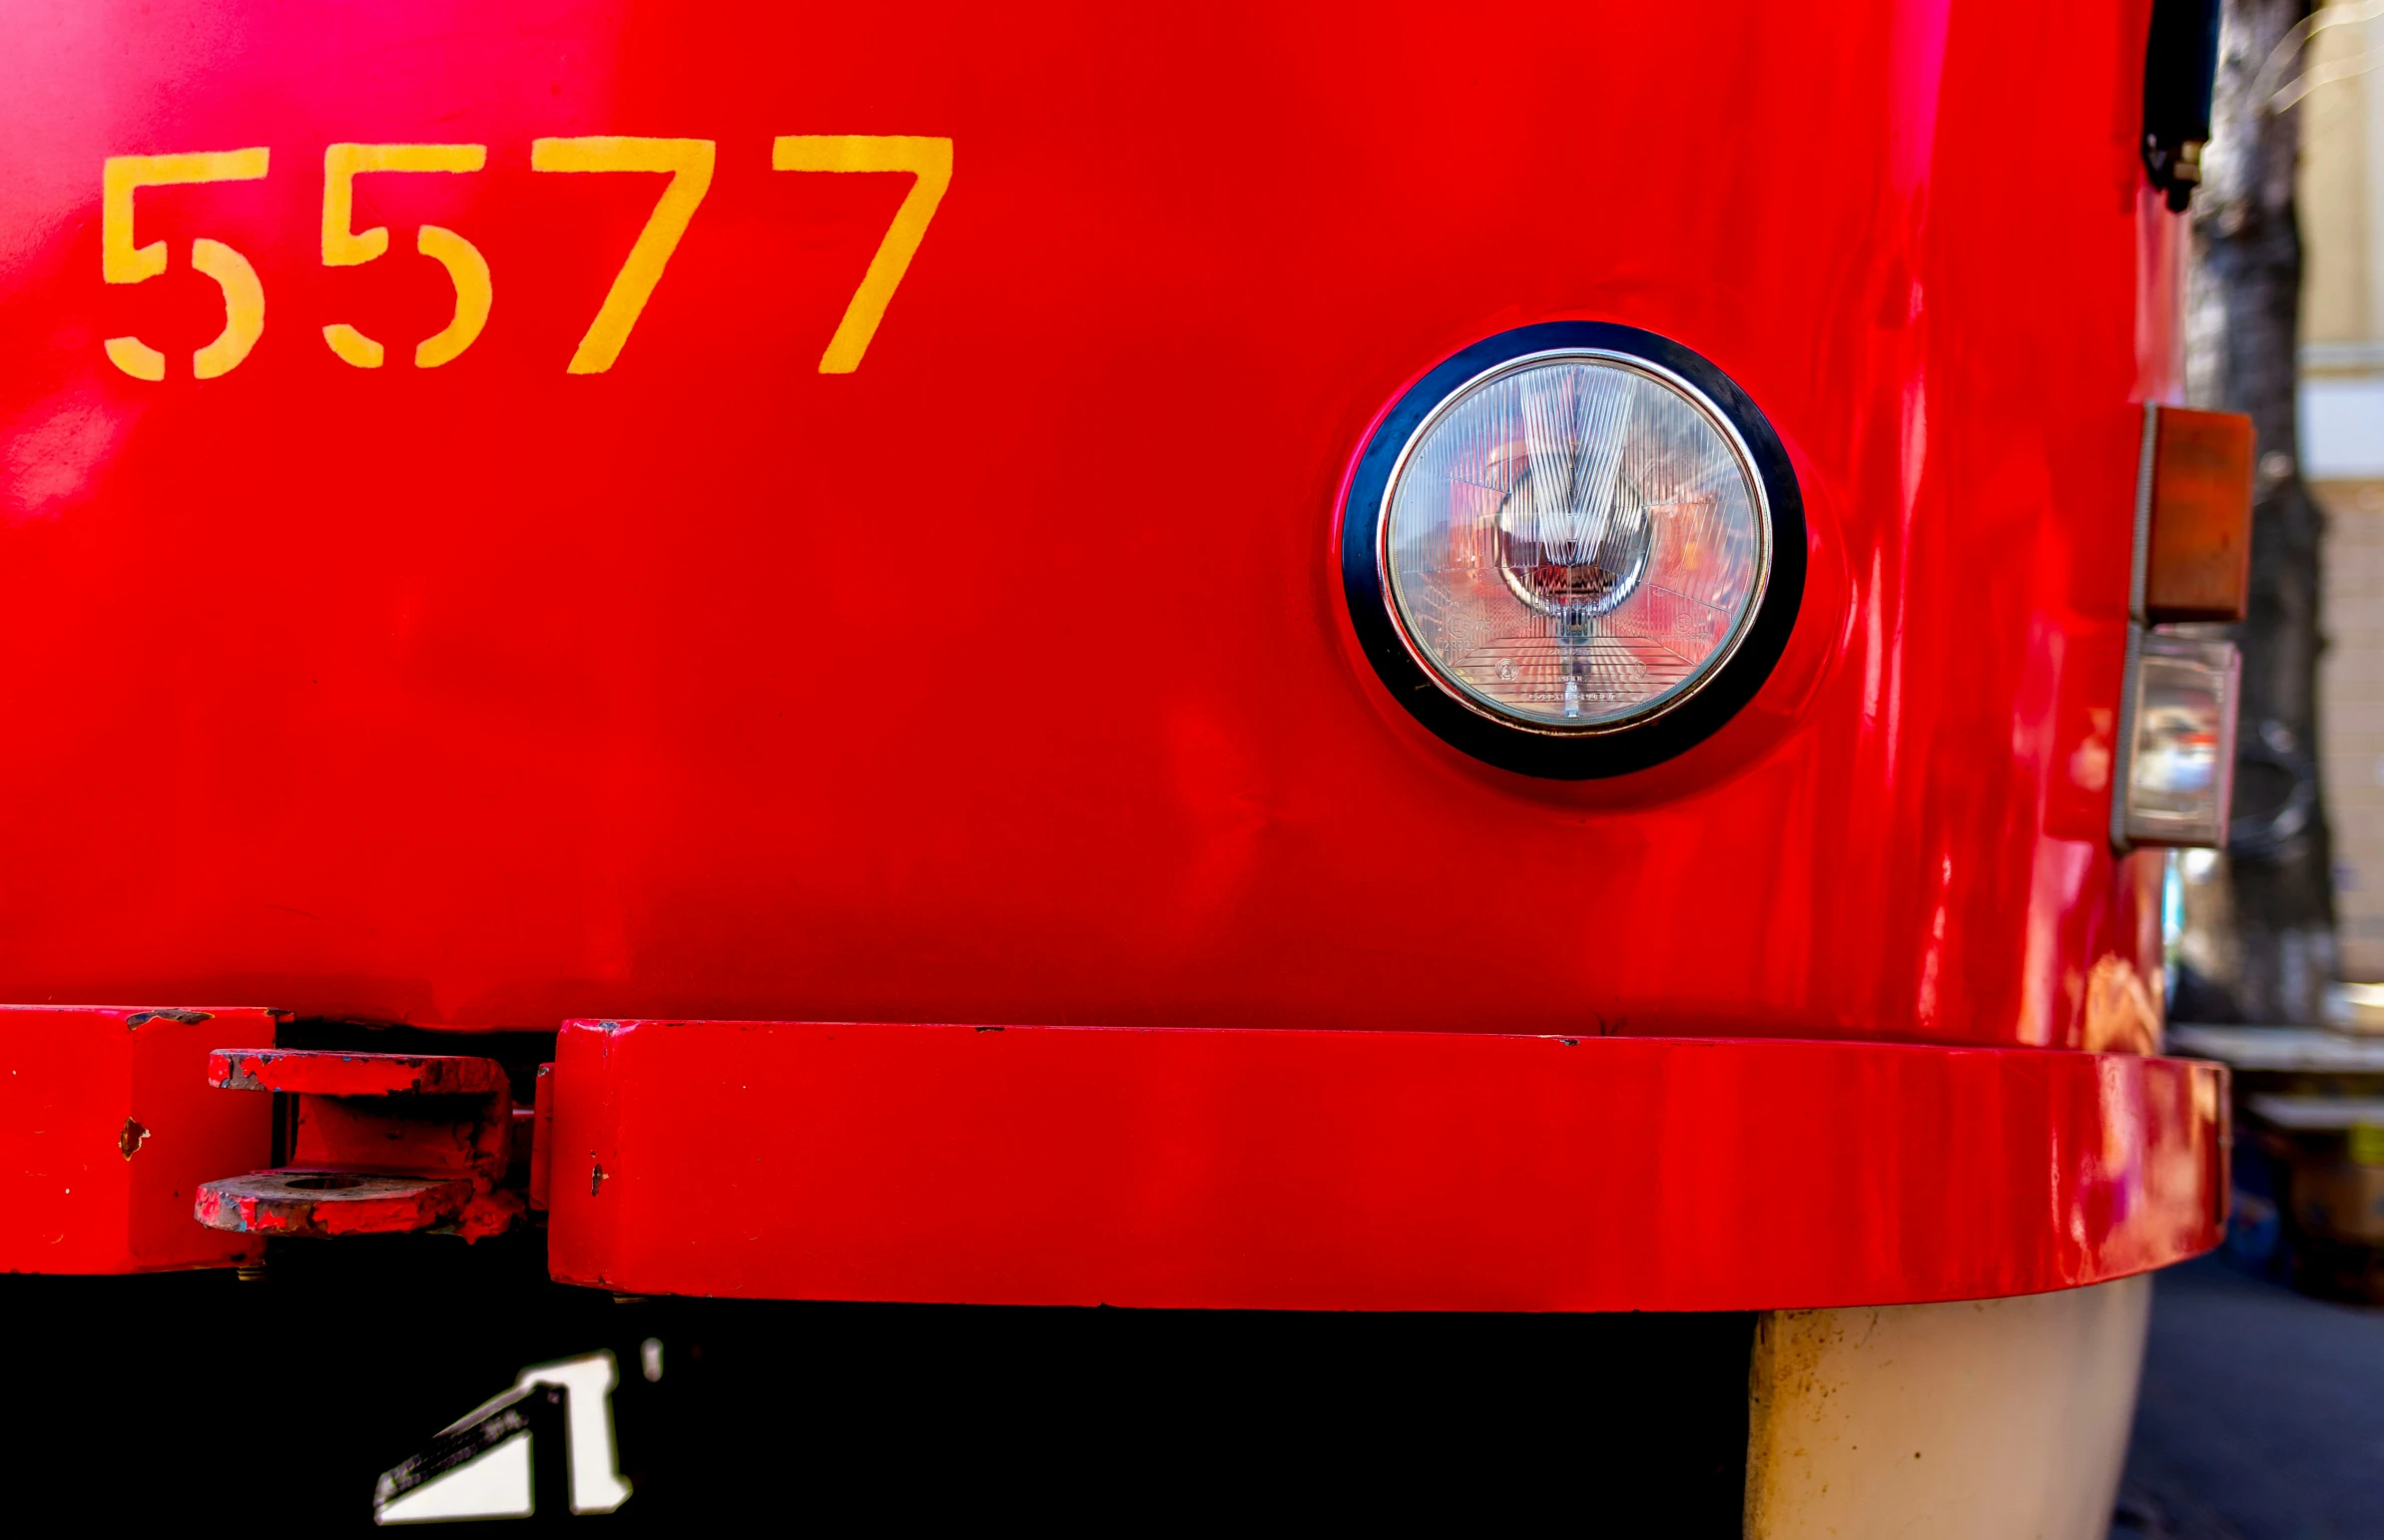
[193,1170,523,1242]
[205,1047,507,1097]
[197,1170,471,1235]
[975,1025,1003,1033]
[591,1160,607,1197]
[125,1008,213,1028]
[117,1117,148,1159]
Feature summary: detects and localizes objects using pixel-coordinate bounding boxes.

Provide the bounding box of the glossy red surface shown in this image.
[548,1020,2226,1309]
[0,0,2180,1050]
[0,1006,276,1273]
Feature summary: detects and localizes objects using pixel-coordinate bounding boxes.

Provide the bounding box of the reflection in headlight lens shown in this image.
[1381,353,1770,732]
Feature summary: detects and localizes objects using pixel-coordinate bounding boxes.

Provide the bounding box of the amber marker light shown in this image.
[2134,404,2255,624]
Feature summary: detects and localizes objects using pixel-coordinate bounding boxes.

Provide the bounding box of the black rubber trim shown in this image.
[1340,321,1806,779]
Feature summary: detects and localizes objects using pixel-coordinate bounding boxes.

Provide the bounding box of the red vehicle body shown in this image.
[0,0,2235,1526]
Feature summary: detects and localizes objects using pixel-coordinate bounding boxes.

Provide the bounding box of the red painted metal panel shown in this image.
[0,1,2176,1053]
[0,1006,277,1274]
[0,4,2204,1298]
[547,1021,2226,1311]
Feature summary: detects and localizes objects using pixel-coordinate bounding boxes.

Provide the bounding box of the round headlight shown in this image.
[1342,324,1803,777]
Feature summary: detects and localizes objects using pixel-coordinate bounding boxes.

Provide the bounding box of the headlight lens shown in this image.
[1380,351,1770,732]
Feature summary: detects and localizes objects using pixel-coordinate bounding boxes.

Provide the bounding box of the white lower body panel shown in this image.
[1746,1275,2153,1539]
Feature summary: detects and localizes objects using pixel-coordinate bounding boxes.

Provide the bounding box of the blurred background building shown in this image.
[2306,3,2384,980]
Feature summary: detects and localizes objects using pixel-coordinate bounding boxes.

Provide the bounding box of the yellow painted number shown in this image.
[771,136,952,373]
[529,137,715,373]
[321,144,492,369]
[101,149,271,380]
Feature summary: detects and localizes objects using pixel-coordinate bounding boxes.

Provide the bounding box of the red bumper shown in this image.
[0,1006,278,1274]
[547,1020,2227,1311]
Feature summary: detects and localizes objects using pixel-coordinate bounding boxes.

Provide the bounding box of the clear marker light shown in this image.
[2121,630,2241,846]
[1381,352,1770,732]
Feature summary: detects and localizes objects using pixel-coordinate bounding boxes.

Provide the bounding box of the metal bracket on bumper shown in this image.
[195,1048,527,1243]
